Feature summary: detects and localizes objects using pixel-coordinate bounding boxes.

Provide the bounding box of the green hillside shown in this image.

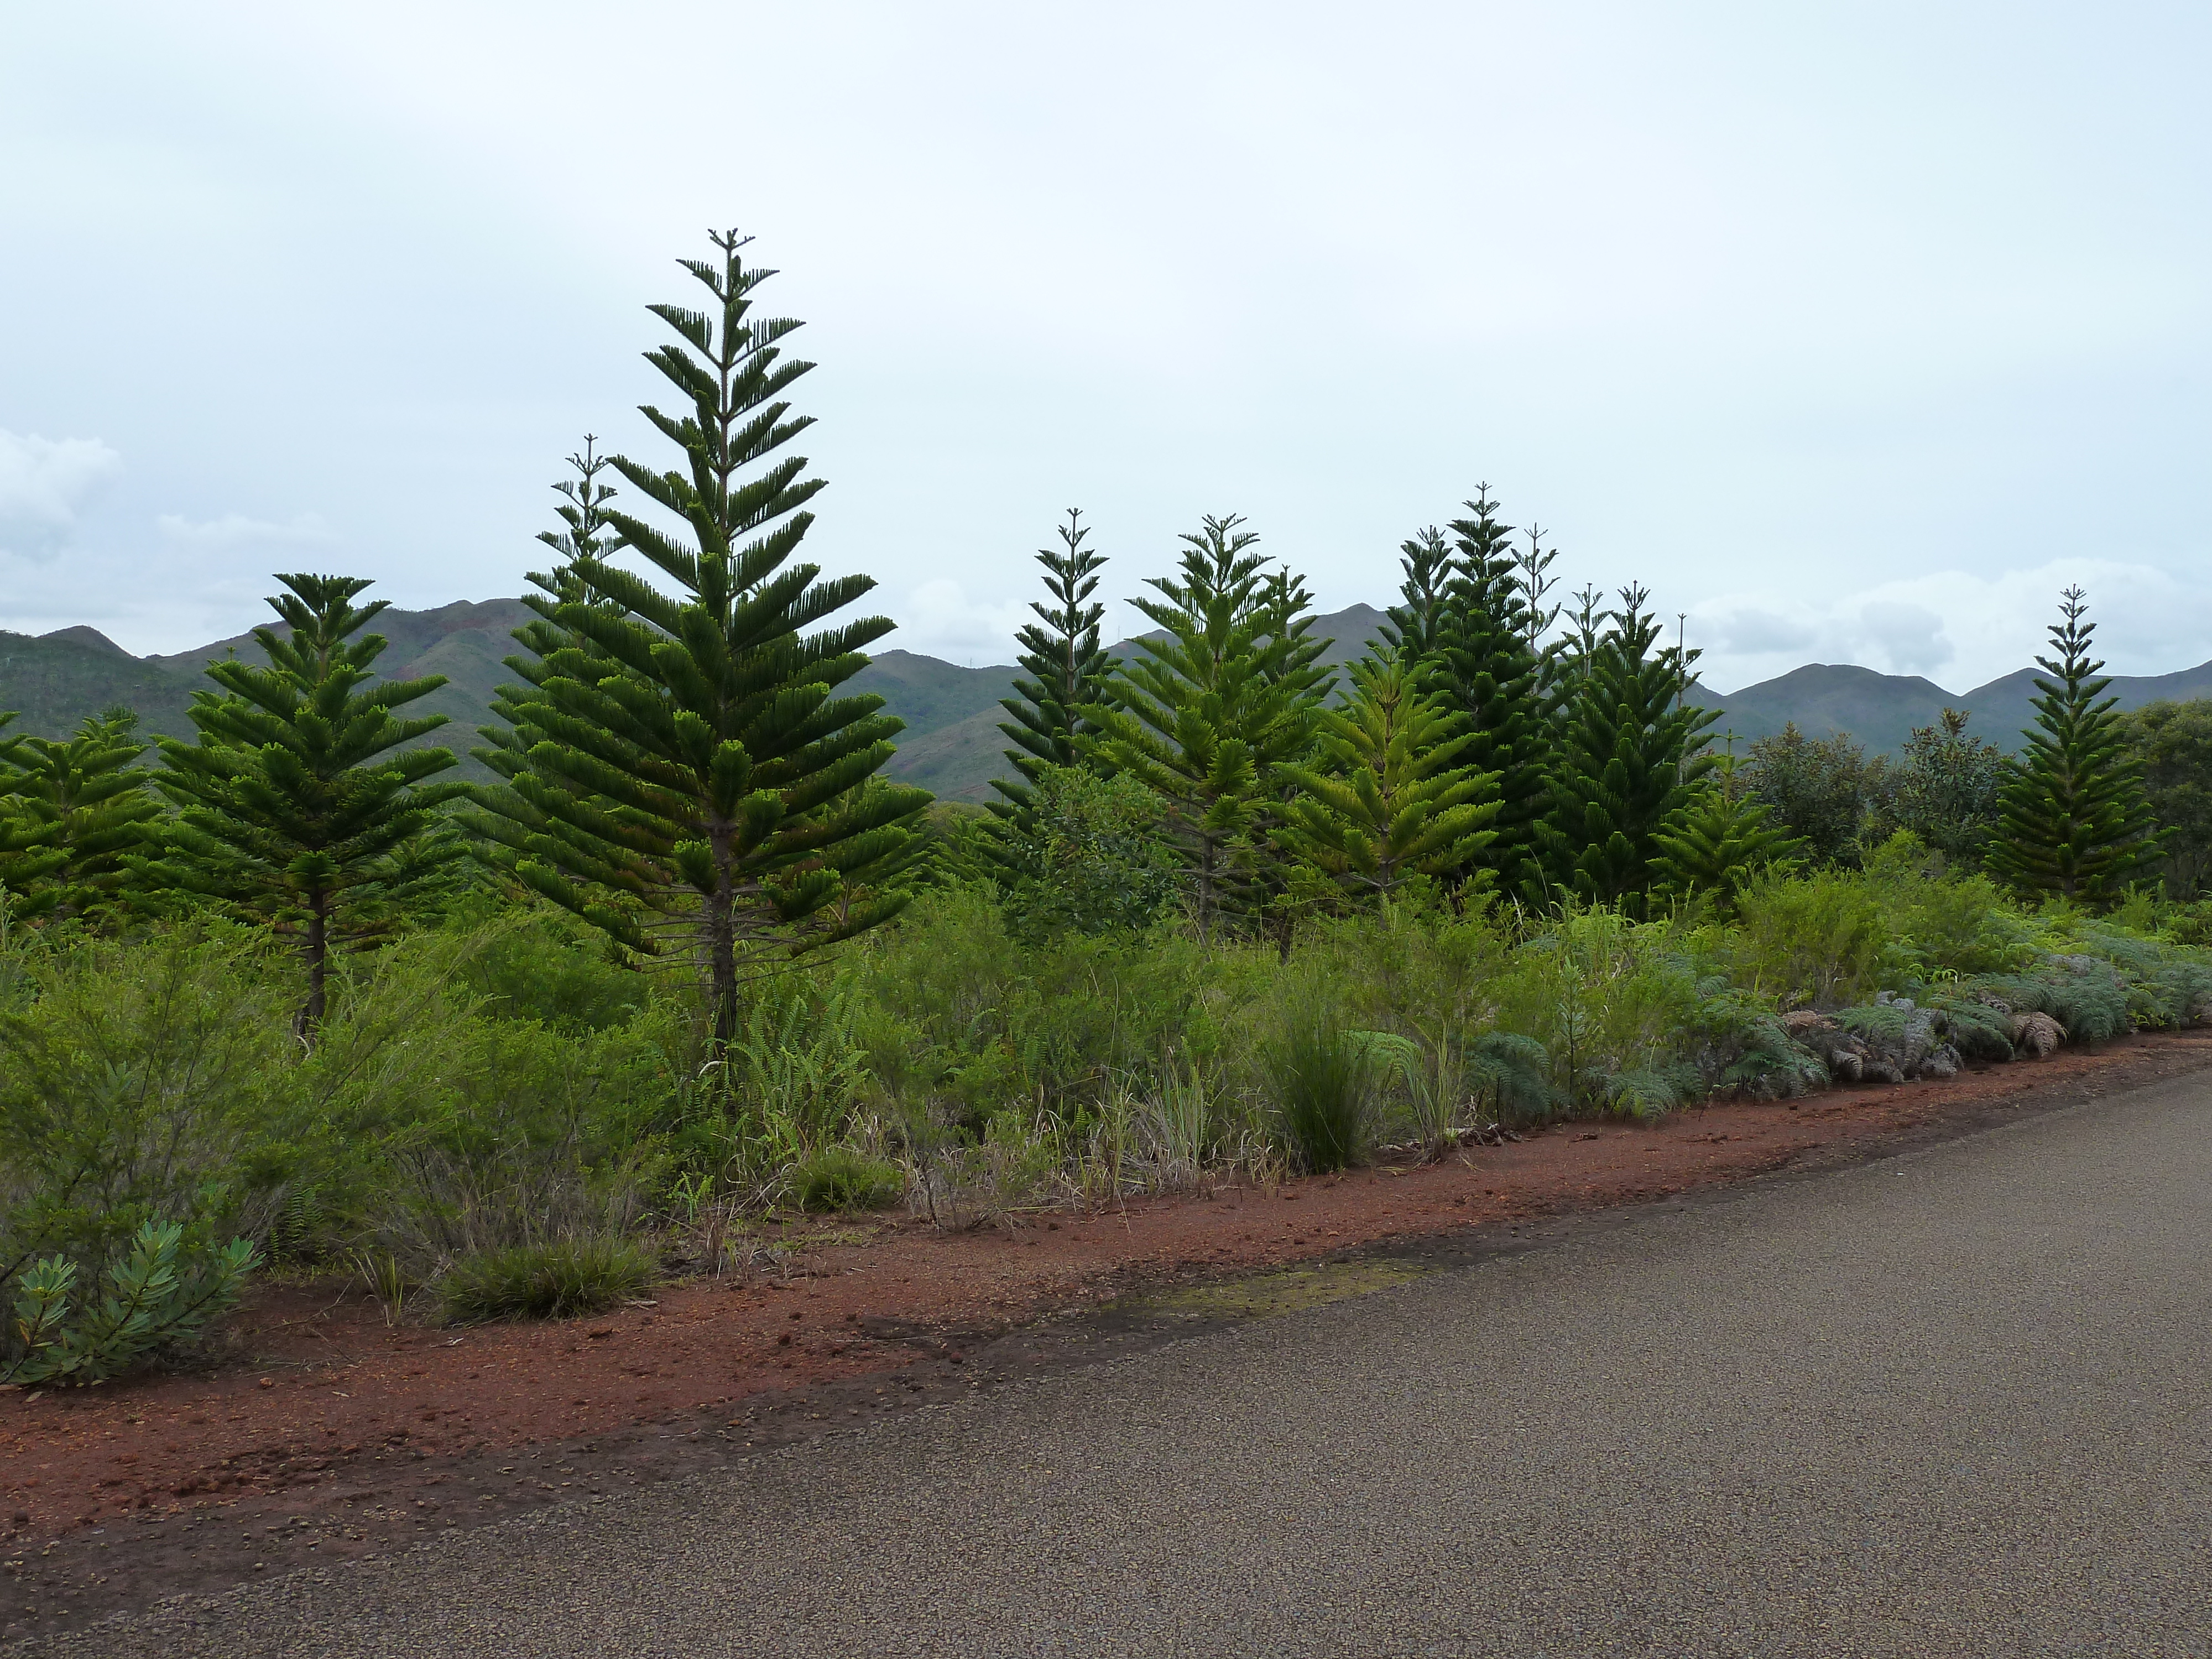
[1691,658,2212,754]
[3,596,2204,802]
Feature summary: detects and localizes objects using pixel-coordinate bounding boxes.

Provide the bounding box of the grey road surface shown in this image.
[21,1077,2212,1657]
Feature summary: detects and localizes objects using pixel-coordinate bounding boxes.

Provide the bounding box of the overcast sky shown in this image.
[3,2,2207,693]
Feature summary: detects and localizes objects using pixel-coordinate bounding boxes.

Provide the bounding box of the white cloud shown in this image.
[0,430,121,550]
[893,578,1029,664]
[157,510,334,547]
[1708,605,1818,658]
[1691,561,2212,694]
[1854,601,1953,677]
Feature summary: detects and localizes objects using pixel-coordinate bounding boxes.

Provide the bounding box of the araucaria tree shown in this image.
[1276,649,1501,904]
[0,707,164,922]
[1378,525,1452,665]
[1082,514,1332,943]
[1652,754,1802,911]
[134,576,466,1026]
[991,509,1114,825]
[1430,488,1551,900]
[1986,586,2159,902]
[1540,585,1717,906]
[468,231,930,1047]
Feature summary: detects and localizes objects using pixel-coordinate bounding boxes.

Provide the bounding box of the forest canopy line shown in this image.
[3,229,2210,1386]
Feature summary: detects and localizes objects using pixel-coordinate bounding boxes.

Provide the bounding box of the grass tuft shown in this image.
[787,1145,905,1212]
[435,1237,656,1324]
[1266,1013,1375,1174]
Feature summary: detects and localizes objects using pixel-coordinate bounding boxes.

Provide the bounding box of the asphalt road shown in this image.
[19,1076,2212,1657]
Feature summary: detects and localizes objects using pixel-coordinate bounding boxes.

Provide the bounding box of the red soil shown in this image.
[4,1029,2209,1638]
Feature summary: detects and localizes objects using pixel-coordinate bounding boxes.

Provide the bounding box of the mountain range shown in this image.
[2,598,2206,802]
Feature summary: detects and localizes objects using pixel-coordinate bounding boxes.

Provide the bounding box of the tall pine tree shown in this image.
[1985,586,2159,902]
[1429,488,1550,902]
[467,231,930,1048]
[989,509,1114,825]
[1538,584,1717,907]
[1080,515,1332,943]
[135,576,467,1026]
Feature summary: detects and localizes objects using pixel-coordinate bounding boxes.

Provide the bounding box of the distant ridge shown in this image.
[0,598,2204,802]
[1689,658,2212,754]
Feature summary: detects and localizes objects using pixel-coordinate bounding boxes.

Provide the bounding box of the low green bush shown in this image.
[3,1219,258,1385]
[1733,870,1887,1008]
[434,1237,657,1324]
[787,1145,904,1212]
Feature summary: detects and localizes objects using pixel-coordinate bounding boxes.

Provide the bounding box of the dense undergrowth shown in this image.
[4,835,2209,1379]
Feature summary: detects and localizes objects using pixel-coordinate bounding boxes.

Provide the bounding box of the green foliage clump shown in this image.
[1652,759,1803,912]
[455,911,650,1031]
[787,1145,904,1212]
[1743,723,1882,865]
[0,928,300,1291]
[4,1220,258,1385]
[1880,708,2007,867]
[1975,957,2132,1045]
[2116,697,2212,898]
[1490,907,1702,1116]
[434,1237,657,1325]
[1731,870,1889,1009]
[993,765,1178,940]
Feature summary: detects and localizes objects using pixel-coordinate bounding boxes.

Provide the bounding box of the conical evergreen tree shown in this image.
[466,231,930,1047]
[1652,753,1802,911]
[989,509,1114,825]
[1429,488,1550,901]
[1276,648,1501,903]
[1539,584,1718,907]
[1378,525,1452,667]
[1985,586,2160,902]
[1080,515,1332,943]
[134,575,467,1026]
[474,441,635,800]
[0,707,164,922]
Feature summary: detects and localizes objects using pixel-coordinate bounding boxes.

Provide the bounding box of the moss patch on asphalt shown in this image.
[1127,1256,1435,1322]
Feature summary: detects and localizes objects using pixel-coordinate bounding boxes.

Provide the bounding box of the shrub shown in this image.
[0,928,298,1322]
[434,1237,656,1324]
[365,1015,672,1267]
[1491,907,1702,1115]
[3,1219,258,1385]
[455,911,648,1031]
[996,765,1179,940]
[1734,870,1888,1008]
[786,1145,904,1212]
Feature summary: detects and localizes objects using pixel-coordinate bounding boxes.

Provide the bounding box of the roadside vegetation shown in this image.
[4,232,2208,1383]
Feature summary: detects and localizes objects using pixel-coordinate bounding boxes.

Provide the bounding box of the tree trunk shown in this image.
[299,889,328,1040]
[707,824,739,1057]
